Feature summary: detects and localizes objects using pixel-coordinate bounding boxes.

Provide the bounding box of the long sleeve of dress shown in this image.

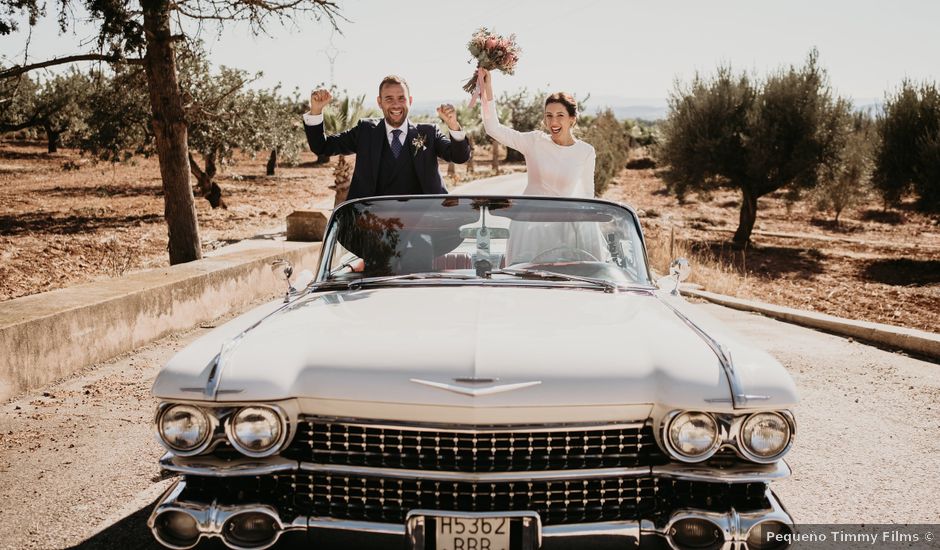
[581,149,596,198]
[481,99,531,155]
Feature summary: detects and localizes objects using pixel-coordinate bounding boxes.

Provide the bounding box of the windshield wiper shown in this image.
[348,272,477,290]
[485,268,619,293]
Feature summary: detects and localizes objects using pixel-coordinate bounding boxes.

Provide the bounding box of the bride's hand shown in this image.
[477,67,494,101]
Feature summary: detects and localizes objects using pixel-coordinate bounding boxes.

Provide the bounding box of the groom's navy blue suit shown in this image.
[305,119,471,201]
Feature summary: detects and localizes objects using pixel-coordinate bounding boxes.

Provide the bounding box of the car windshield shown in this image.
[317,196,652,287]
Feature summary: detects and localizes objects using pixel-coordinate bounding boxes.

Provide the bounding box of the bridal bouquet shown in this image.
[463,27,521,107]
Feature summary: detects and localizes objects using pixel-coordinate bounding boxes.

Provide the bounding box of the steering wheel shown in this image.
[531,246,599,263]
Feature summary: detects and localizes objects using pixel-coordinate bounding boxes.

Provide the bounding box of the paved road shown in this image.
[1,300,938,549]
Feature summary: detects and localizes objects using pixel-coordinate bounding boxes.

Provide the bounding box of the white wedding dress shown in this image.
[481,99,606,265]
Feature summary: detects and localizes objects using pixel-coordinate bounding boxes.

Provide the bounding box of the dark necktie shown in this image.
[391,129,403,158]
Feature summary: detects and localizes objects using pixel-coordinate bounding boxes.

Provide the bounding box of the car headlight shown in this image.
[159,404,211,453]
[229,406,284,457]
[667,411,720,461]
[740,412,791,461]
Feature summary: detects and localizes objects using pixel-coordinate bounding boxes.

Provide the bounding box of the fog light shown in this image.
[747,520,792,550]
[669,518,723,550]
[223,511,279,548]
[153,510,200,549]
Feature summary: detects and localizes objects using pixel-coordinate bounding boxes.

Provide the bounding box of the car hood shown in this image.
[153,286,795,411]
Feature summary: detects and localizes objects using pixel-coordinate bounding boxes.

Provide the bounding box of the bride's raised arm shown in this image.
[478,68,531,155]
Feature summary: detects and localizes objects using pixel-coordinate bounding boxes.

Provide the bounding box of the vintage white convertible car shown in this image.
[149,195,798,550]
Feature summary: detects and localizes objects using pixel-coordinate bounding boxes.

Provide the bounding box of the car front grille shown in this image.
[182,474,770,526]
[284,419,667,472]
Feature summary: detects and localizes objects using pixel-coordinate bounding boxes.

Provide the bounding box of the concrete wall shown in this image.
[0,242,321,401]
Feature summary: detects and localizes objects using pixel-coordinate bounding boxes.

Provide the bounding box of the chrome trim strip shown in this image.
[542,520,639,540]
[307,517,644,541]
[653,460,790,482]
[303,415,648,434]
[655,296,759,409]
[160,452,299,477]
[158,454,789,483]
[204,294,327,400]
[307,517,406,535]
[157,454,790,484]
[410,378,542,397]
[300,462,651,482]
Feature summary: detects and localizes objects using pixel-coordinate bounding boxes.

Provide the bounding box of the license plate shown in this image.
[435,516,510,550]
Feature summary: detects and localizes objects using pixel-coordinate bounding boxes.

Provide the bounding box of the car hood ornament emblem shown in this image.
[410,378,541,397]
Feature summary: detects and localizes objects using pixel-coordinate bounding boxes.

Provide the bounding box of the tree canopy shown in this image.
[873,80,940,212]
[658,50,851,245]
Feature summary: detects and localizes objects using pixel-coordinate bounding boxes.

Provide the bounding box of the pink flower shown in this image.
[485,37,497,49]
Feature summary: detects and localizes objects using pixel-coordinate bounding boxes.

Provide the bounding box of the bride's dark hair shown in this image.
[544,92,577,117]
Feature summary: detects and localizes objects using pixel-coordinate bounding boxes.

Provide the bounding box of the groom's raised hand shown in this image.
[309,89,332,115]
[437,104,461,131]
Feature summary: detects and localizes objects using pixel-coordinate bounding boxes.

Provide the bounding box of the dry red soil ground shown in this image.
[606,163,940,332]
[2,142,938,332]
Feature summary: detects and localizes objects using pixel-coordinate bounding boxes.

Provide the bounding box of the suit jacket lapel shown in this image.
[370,120,386,189]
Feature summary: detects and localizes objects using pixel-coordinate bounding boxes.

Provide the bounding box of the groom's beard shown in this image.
[383,107,408,128]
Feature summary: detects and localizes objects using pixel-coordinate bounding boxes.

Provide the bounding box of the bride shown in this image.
[477,68,606,265]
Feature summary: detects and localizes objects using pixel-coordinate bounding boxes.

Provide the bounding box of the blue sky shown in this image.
[3,0,939,108]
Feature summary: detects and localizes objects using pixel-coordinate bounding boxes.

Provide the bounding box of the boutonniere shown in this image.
[411,133,427,157]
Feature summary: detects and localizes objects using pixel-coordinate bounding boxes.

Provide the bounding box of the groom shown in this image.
[304,75,471,203]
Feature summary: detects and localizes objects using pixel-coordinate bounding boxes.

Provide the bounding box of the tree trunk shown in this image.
[142,0,201,264]
[188,152,225,209]
[466,137,475,174]
[44,124,60,153]
[447,161,456,180]
[490,141,500,174]
[332,155,352,206]
[266,149,277,176]
[732,185,758,247]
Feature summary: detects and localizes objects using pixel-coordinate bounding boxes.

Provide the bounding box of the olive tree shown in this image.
[813,112,874,223]
[1,0,341,265]
[582,109,630,195]
[0,68,95,152]
[658,50,850,245]
[873,80,940,211]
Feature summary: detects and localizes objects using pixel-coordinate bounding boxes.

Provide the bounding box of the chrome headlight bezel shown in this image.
[738,411,794,463]
[157,404,214,456]
[225,405,288,458]
[664,411,722,462]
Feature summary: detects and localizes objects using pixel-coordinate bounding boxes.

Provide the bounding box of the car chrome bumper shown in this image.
[149,477,793,550]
